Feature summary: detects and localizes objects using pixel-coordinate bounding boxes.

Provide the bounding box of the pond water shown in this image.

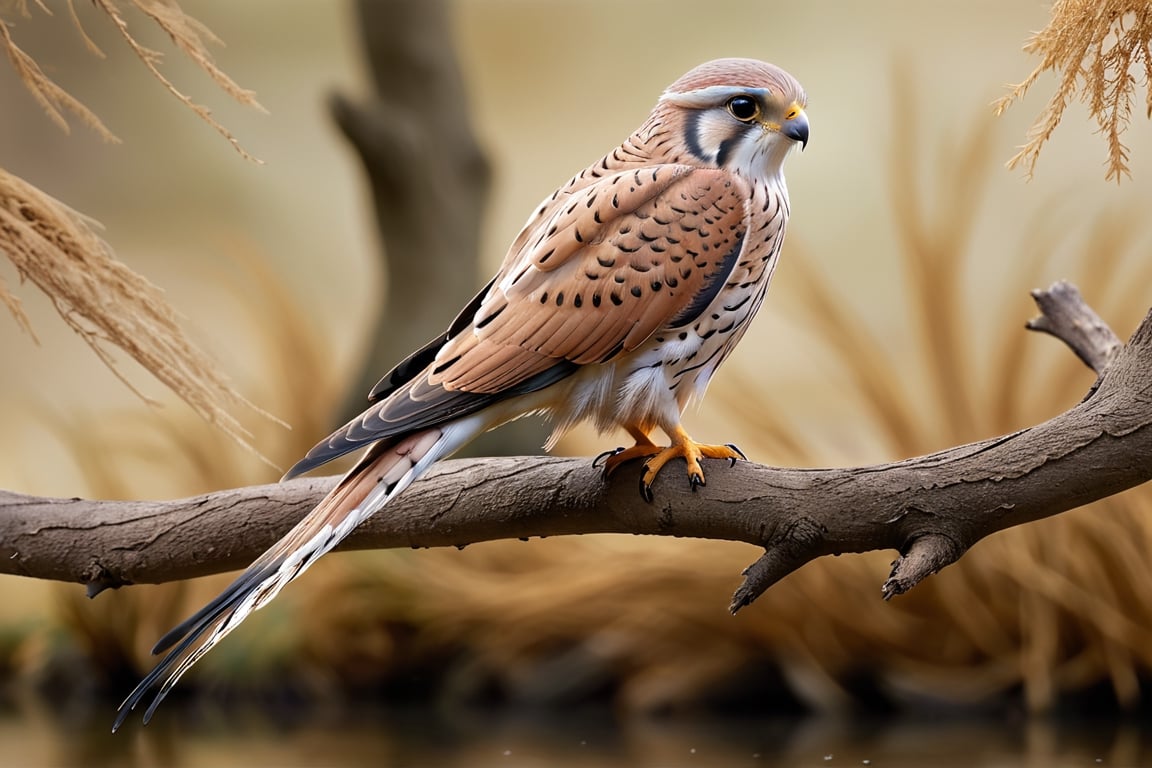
[2,700,1147,767]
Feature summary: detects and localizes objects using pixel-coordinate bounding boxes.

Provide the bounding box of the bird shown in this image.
[112,57,808,730]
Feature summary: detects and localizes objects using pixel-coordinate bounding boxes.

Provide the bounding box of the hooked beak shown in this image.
[781,106,809,150]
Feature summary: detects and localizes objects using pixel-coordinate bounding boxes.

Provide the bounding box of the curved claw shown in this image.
[592,447,625,469]
[599,443,664,478]
[724,443,748,465]
[607,431,744,501]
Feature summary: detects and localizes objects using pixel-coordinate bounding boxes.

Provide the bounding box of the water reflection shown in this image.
[2,697,1147,768]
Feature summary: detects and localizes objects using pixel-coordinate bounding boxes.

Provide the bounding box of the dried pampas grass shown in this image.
[0,170,273,453]
[0,17,117,141]
[0,0,272,451]
[995,0,1152,180]
[2,0,264,155]
[86,0,266,161]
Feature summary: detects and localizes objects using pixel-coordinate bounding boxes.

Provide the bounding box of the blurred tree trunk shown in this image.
[329,0,548,456]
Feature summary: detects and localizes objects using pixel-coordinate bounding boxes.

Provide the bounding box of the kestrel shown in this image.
[114,57,808,729]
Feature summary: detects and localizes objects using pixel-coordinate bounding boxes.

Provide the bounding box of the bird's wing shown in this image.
[284,164,751,477]
[432,164,752,393]
[116,164,758,731]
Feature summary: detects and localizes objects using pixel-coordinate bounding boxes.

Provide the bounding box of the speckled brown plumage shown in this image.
[115,57,810,729]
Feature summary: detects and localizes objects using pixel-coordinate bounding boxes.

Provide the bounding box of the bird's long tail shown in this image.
[113,415,486,731]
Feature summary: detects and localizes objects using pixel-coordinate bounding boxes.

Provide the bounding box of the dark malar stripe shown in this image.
[683,110,708,162]
[714,135,740,167]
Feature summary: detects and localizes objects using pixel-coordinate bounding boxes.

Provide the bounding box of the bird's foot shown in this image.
[638,440,746,502]
[595,443,663,476]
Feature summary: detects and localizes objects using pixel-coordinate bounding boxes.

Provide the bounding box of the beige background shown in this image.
[0,1,1146,493]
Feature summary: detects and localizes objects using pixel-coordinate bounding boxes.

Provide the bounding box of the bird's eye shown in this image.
[726,96,760,122]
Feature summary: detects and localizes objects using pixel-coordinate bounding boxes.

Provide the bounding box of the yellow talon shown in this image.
[600,424,746,501]
[599,443,663,477]
[594,424,656,477]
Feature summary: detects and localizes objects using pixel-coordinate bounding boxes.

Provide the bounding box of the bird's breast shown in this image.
[542,181,788,438]
[618,184,787,421]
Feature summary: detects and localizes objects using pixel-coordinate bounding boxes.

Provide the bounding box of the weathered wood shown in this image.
[2,285,1149,612]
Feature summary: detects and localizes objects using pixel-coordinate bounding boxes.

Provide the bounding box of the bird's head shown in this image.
[658,58,808,183]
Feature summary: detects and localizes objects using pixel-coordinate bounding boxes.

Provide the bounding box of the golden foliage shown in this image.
[86,0,266,161]
[1,0,264,157]
[0,18,117,142]
[0,0,271,452]
[0,170,278,455]
[995,0,1152,181]
[40,109,1152,715]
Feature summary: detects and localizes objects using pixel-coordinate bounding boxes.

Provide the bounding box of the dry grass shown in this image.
[0,0,271,454]
[272,110,1152,715]
[2,0,263,156]
[0,14,117,142]
[995,0,1152,181]
[86,0,265,161]
[34,113,1152,716]
[25,111,1152,716]
[27,246,340,696]
[6,25,1152,711]
[0,169,276,456]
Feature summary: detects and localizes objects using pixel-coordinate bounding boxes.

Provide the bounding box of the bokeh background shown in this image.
[2,1,1152,765]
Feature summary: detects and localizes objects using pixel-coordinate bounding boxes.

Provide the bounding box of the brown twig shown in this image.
[1026,279,1123,374]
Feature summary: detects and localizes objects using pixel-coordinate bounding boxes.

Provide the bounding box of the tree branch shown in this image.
[1026,280,1123,374]
[2,285,1150,612]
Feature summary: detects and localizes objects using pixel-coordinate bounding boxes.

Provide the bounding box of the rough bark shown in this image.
[1,283,1149,611]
